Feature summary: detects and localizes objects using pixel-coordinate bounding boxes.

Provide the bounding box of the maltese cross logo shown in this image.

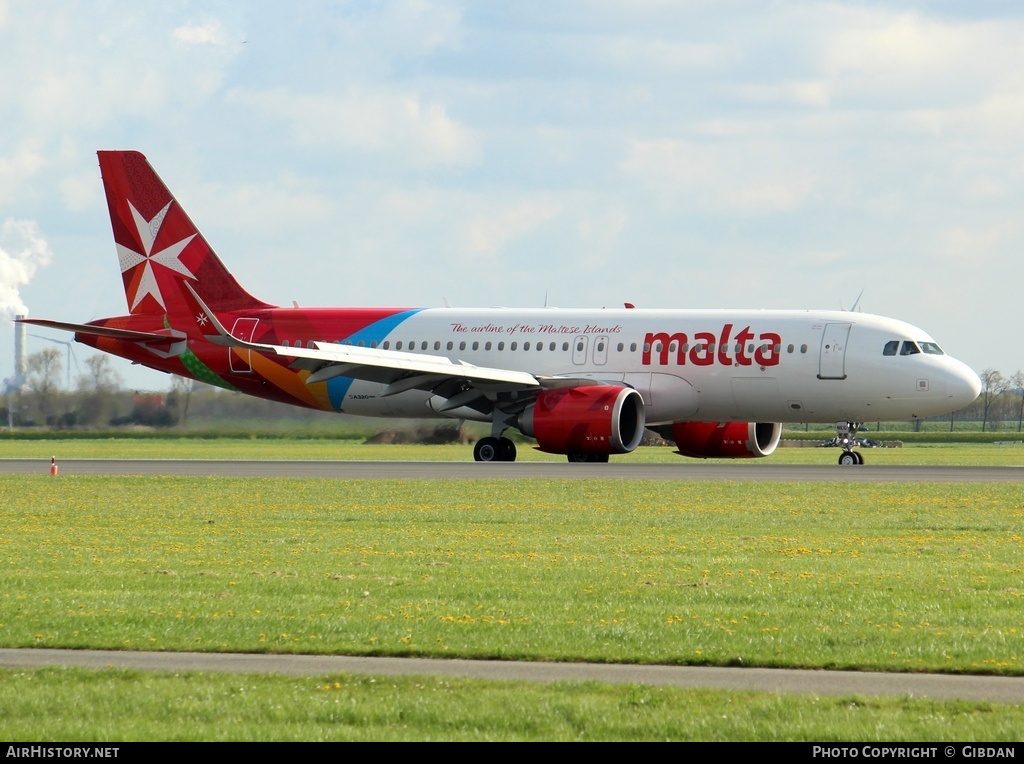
[118,200,197,312]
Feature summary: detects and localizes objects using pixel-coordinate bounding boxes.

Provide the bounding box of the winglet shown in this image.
[182,282,264,349]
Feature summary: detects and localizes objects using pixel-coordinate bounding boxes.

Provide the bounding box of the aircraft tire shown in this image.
[838,451,861,466]
[474,437,503,462]
[499,438,517,462]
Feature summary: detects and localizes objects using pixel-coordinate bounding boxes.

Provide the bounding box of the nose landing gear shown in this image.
[835,422,865,466]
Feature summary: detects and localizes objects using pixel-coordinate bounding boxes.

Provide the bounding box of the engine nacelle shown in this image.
[668,421,781,459]
[520,385,646,455]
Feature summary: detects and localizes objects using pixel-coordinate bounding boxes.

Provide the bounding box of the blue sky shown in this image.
[2,1,1023,390]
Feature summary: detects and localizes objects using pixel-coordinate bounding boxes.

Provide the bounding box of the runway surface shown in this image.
[4,458,1022,703]
[2,458,1023,481]
[3,648,1024,703]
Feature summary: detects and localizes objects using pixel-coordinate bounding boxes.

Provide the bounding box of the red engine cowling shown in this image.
[520,385,646,455]
[670,421,781,459]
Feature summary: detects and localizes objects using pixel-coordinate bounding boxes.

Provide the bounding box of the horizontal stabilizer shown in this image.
[16,318,185,346]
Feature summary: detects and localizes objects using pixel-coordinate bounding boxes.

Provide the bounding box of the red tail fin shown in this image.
[98,150,270,316]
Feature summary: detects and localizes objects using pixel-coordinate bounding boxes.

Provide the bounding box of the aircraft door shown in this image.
[572,335,588,365]
[593,336,609,366]
[230,317,259,373]
[818,322,851,380]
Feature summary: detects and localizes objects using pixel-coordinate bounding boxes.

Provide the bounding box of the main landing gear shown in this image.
[473,436,517,462]
[835,421,865,466]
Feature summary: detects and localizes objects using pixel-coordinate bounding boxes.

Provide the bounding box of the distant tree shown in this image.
[76,354,124,426]
[979,368,1006,432]
[81,354,121,391]
[1011,370,1024,433]
[24,348,63,425]
[166,375,196,425]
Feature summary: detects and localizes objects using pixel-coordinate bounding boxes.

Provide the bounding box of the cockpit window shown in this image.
[919,342,944,355]
[900,341,921,356]
[883,340,899,356]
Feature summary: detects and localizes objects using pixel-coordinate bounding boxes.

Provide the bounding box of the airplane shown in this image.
[19,150,982,465]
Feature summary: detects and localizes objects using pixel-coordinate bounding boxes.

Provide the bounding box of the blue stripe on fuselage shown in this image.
[325,309,423,411]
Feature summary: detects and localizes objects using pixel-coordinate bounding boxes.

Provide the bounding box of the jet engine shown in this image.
[665,421,781,459]
[519,385,645,455]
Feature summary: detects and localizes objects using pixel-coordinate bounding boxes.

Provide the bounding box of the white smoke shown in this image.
[0,218,53,319]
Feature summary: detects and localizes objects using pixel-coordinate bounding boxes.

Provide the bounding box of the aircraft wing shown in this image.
[283,342,539,387]
[185,284,605,411]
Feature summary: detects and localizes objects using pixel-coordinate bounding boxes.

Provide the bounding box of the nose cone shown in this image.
[948,359,982,409]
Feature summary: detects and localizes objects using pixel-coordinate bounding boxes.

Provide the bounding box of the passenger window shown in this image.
[447,341,453,351]
[511,342,518,351]
[883,341,899,356]
[524,342,531,350]
[472,341,479,351]
[459,341,466,351]
[396,341,403,350]
[498,342,505,351]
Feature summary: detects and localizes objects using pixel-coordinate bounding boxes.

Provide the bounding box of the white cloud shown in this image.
[938,220,1022,267]
[601,37,737,72]
[0,145,47,206]
[173,20,228,46]
[461,199,562,258]
[199,181,333,236]
[620,138,819,216]
[229,88,481,168]
[59,171,100,214]
[727,81,832,109]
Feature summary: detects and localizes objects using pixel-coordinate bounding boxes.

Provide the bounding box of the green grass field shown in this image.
[2,448,1023,740]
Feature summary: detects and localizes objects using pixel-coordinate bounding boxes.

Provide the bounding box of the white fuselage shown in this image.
[329,308,980,424]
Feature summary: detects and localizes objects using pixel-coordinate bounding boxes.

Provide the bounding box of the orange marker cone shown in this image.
[50,456,58,476]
